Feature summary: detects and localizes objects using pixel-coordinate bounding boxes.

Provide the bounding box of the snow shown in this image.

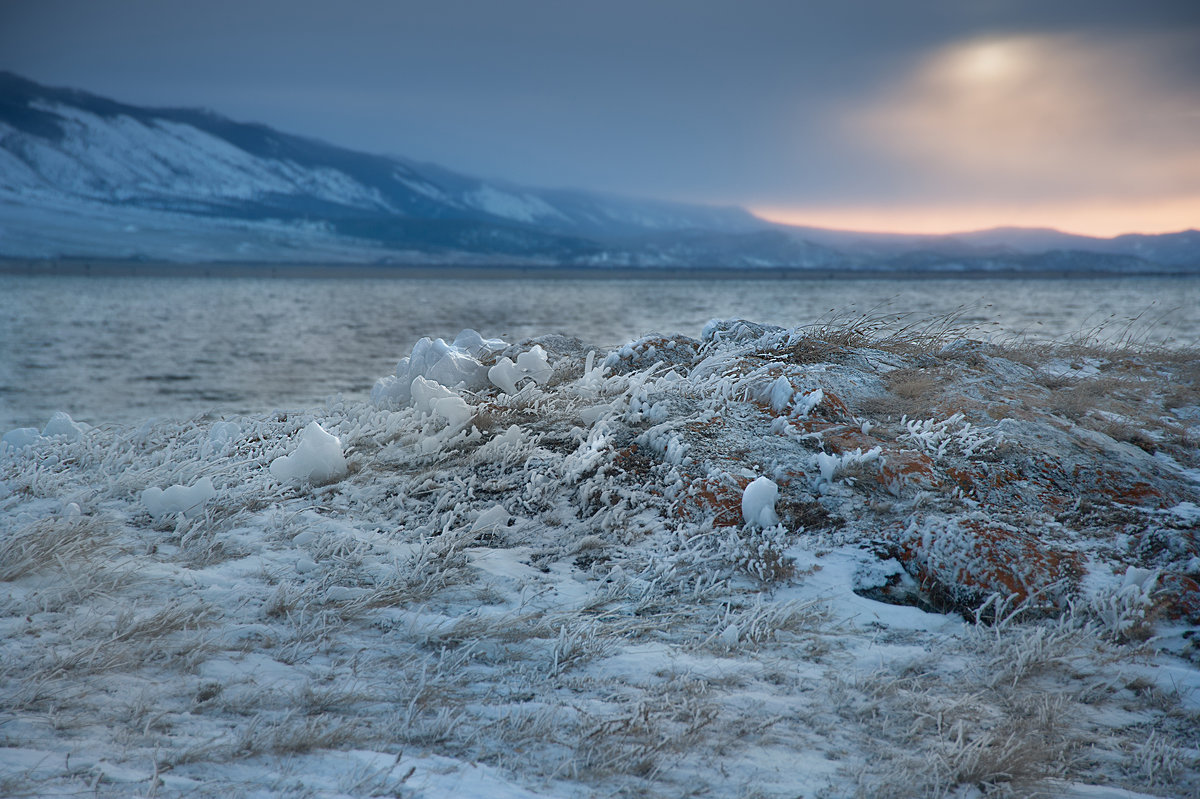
[2,318,1198,798]
[13,102,390,210]
[1171,501,1200,522]
[466,184,566,224]
[268,421,348,484]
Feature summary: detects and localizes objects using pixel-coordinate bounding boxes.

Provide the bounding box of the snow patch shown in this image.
[466,185,565,223]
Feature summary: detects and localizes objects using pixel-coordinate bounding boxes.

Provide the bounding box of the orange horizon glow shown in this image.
[751,198,1200,239]
[783,33,1200,240]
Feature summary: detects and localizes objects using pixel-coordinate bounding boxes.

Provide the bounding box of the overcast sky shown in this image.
[2,0,1198,236]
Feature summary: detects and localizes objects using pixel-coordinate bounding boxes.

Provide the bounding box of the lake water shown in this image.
[2,273,1198,430]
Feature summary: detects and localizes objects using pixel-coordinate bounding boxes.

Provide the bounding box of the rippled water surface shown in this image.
[2,273,1198,430]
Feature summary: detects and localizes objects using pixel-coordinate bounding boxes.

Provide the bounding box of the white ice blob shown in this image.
[768,376,793,413]
[142,476,216,519]
[42,412,85,441]
[269,422,348,485]
[741,476,780,528]
[372,330,505,408]
[471,503,512,534]
[410,376,474,429]
[2,427,42,453]
[208,421,241,448]
[452,328,507,359]
[488,345,553,395]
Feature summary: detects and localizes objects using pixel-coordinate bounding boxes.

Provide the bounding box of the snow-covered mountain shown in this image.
[0,71,1196,270]
[0,71,780,264]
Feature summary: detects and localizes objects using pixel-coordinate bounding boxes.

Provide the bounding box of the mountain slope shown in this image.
[0,71,768,263]
[0,71,1196,270]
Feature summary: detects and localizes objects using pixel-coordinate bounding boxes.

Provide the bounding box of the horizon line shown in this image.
[751,204,1200,240]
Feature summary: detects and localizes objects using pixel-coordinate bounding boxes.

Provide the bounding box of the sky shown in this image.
[1,0,1198,237]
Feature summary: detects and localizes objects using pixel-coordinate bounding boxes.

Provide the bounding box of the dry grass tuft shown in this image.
[47,601,217,677]
[858,367,945,417]
[887,369,941,401]
[1092,419,1158,453]
[782,309,981,364]
[571,691,719,779]
[0,515,114,582]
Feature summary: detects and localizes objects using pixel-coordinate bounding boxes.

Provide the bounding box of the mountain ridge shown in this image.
[1,71,1196,271]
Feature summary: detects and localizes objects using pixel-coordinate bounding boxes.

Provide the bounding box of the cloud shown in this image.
[845,32,1200,204]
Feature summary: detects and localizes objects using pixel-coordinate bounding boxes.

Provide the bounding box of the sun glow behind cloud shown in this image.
[758,33,1200,237]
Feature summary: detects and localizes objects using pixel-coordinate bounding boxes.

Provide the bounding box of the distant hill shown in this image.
[0,71,1196,271]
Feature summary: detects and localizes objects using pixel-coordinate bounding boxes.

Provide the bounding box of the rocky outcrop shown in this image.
[552,319,1200,624]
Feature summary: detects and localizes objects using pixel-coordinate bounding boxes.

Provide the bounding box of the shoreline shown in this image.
[2,258,1197,280]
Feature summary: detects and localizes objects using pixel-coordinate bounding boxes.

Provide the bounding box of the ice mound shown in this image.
[411,376,475,429]
[471,503,512,533]
[488,344,553,395]
[452,328,508,360]
[269,421,348,485]
[1,427,41,453]
[3,413,91,454]
[741,476,780,527]
[42,411,86,441]
[371,329,507,408]
[141,476,216,519]
[206,421,241,454]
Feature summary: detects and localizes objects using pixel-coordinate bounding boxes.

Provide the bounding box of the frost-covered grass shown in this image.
[2,318,1198,798]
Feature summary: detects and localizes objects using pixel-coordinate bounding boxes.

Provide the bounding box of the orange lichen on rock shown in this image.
[815,389,854,421]
[944,464,1018,500]
[900,519,1085,610]
[877,451,940,493]
[820,426,880,454]
[679,473,752,527]
[1154,573,1200,624]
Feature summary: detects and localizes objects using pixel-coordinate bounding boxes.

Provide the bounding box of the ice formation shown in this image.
[1,427,41,452]
[42,411,86,441]
[205,420,241,454]
[3,412,91,453]
[741,476,780,527]
[488,344,553,395]
[367,332,556,453]
[471,503,512,533]
[141,476,216,519]
[268,421,348,484]
[409,376,472,427]
[371,329,505,407]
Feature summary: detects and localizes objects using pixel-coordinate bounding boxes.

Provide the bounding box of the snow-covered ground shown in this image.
[2,319,1198,797]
